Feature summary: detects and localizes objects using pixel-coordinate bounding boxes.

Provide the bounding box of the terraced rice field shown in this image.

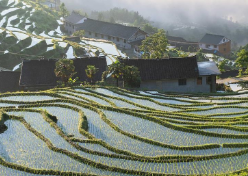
[0,86,248,175]
[0,0,126,70]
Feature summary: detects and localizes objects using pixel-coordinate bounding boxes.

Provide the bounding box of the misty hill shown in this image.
[158,14,248,47]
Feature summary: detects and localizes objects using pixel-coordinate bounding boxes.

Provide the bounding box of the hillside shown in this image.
[0,0,126,70]
[0,86,248,175]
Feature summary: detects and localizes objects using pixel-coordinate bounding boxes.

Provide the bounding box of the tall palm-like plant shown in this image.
[85,65,98,85]
[54,59,76,86]
[107,61,124,87]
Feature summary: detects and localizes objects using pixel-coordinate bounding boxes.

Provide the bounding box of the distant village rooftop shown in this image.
[64,11,86,25]
[76,18,141,40]
[200,33,227,45]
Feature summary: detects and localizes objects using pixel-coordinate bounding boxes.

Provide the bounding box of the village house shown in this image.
[64,12,148,49]
[167,35,199,52]
[0,67,21,93]
[121,56,220,93]
[199,33,231,57]
[19,57,107,90]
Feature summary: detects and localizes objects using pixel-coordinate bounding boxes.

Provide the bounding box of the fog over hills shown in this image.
[61,0,248,45]
[61,0,248,24]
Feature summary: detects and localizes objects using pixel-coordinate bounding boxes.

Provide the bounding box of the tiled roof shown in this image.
[76,18,143,40]
[167,35,187,42]
[200,34,225,45]
[0,71,21,92]
[65,11,85,25]
[121,56,199,81]
[20,59,58,87]
[20,57,107,87]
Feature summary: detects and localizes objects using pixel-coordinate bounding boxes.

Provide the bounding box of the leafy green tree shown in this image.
[60,3,69,18]
[142,23,158,34]
[236,49,248,75]
[73,30,85,38]
[107,61,125,87]
[140,29,168,59]
[85,65,99,85]
[196,49,206,61]
[54,59,76,86]
[218,59,228,73]
[123,65,141,87]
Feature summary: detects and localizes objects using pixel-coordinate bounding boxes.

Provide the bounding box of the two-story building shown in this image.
[64,12,148,49]
[199,34,231,57]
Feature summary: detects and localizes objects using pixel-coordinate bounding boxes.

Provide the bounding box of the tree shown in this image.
[73,30,85,38]
[85,65,99,85]
[60,3,69,18]
[123,65,141,87]
[140,29,168,59]
[236,49,248,75]
[218,59,228,73]
[196,49,206,61]
[142,23,158,34]
[107,61,125,87]
[54,59,76,86]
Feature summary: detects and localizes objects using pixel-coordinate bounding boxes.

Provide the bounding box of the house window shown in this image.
[206,44,210,48]
[113,37,115,40]
[124,39,126,43]
[206,76,212,85]
[89,32,91,35]
[95,33,98,37]
[214,45,217,48]
[117,37,119,42]
[223,38,225,42]
[108,36,111,40]
[101,34,104,38]
[178,79,187,86]
[197,77,202,85]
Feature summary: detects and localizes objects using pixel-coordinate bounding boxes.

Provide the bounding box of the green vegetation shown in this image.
[142,23,158,34]
[85,65,99,85]
[91,7,148,26]
[73,30,85,38]
[105,61,124,87]
[140,29,168,59]
[60,2,69,18]
[54,59,77,86]
[236,49,248,75]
